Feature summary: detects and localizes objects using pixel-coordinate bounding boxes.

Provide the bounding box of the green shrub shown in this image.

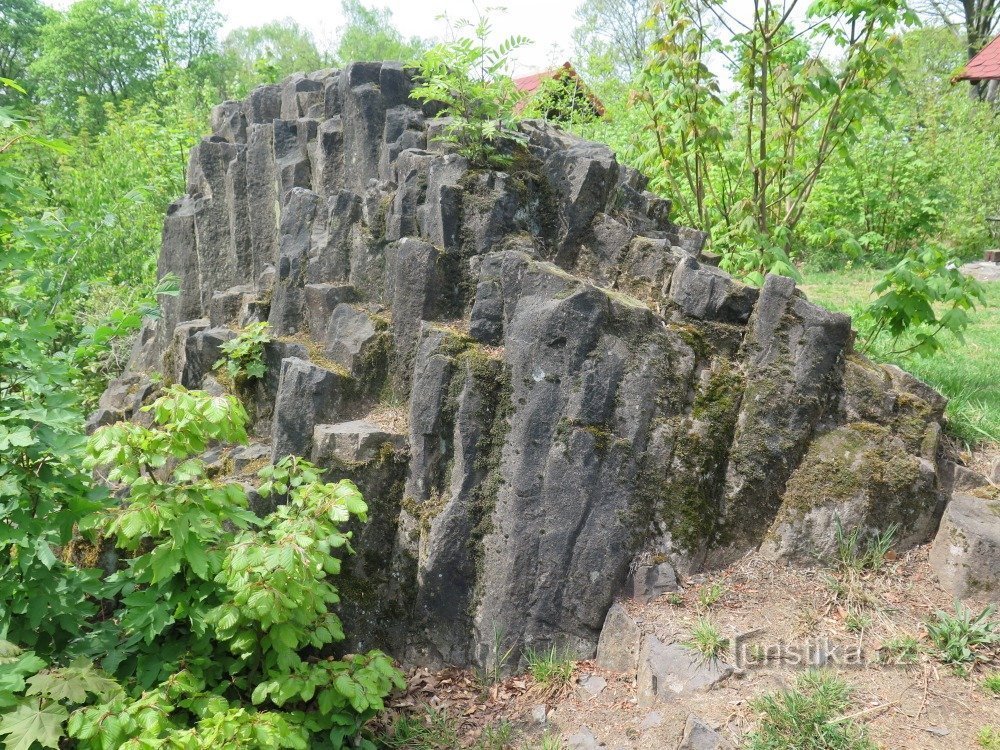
[410,9,529,167]
[215,321,272,381]
[686,618,727,660]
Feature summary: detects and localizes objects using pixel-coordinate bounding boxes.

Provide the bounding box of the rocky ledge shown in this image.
[94,62,964,671]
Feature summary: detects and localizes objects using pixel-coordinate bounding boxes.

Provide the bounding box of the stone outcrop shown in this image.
[929,493,1000,599]
[98,63,959,670]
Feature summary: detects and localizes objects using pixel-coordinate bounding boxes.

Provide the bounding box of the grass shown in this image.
[524,646,575,687]
[380,709,460,749]
[696,582,726,609]
[983,671,1000,696]
[801,268,1000,446]
[924,603,999,671]
[834,521,898,574]
[687,617,728,659]
[980,726,1000,749]
[844,611,872,634]
[877,634,923,665]
[745,670,877,750]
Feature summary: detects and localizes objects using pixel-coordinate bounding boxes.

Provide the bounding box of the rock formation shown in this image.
[94,63,954,670]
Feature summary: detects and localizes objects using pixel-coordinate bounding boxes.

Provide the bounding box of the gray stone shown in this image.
[567,727,604,750]
[669,256,758,324]
[952,465,990,493]
[596,603,643,673]
[930,493,1000,599]
[632,562,680,603]
[232,443,271,472]
[637,637,734,706]
[271,357,355,460]
[678,715,730,750]
[639,711,663,731]
[324,304,379,374]
[312,420,406,464]
[531,704,548,725]
[576,673,607,699]
[304,283,359,337]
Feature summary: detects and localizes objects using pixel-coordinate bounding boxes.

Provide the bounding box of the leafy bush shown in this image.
[410,10,529,167]
[215,321,272,381]
[858,244,987,357]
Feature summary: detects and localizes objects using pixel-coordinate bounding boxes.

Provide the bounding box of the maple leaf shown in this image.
[0,699,67,750]
[26,659,119,704]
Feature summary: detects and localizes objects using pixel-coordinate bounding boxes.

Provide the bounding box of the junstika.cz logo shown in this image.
[729,633,879,670]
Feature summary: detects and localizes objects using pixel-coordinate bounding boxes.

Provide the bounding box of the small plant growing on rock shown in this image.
[696,582,726,609]
[687,618,727,660]
[215,320,271,381]
[925,603,999,673]
[410,9,530,167]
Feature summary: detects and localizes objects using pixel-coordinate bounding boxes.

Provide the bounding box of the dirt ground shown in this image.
[388,545,1000,749]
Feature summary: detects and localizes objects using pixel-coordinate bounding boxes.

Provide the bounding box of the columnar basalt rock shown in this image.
[100,63,958,669]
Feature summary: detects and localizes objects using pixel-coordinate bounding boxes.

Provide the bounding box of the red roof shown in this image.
[956,35,1000,81]
[511,62,605,116]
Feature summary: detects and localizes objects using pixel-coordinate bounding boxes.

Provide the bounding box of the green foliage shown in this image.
[215,322,272,381]
[523,646,575,687]
[78,386,404,745]
[31,0,160,123]
[520,69,601,125]
[334,0,426,65]
[686,618,727,660]
[834,520,898,574]
[411,10,530,167]
[221,20,327,90]
[0,0,49,85]
[858,245,987,357]
[696,582,725,609]
[746,670,876,750]
[924,603,999,670]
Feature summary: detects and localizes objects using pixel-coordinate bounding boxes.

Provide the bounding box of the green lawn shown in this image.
[800,268,1000,447]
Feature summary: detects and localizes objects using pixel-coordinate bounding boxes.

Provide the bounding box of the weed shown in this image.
[745,670,877,750]
[844,611,872,634]
[687,618,728,660]
[380,708,460,749]
[980,726,1000,749]
[835,520,898,573]
[878,634,922,665]
[697,582,726,609]
[476,721,514,750]
[479,626,516,686]
[524,646,575,687]
[527,734,562,750]
[925,603,998,668]
[666,592,685,606]
[983,672,1000,696]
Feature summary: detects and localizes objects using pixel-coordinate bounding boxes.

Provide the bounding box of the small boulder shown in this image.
[632,561,680,603]
[669,256,758,324]
[677,715,731,750]
[305,283,359,337]
[596,603,642,673]
[312,420,407,464]
[324,303,381,375]
[929,493,1000,599]
[576,673,607,699]
[567,727,604,750]
[637,637,733,706]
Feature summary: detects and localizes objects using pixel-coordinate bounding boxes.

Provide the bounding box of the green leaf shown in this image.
[0,699,68,750]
